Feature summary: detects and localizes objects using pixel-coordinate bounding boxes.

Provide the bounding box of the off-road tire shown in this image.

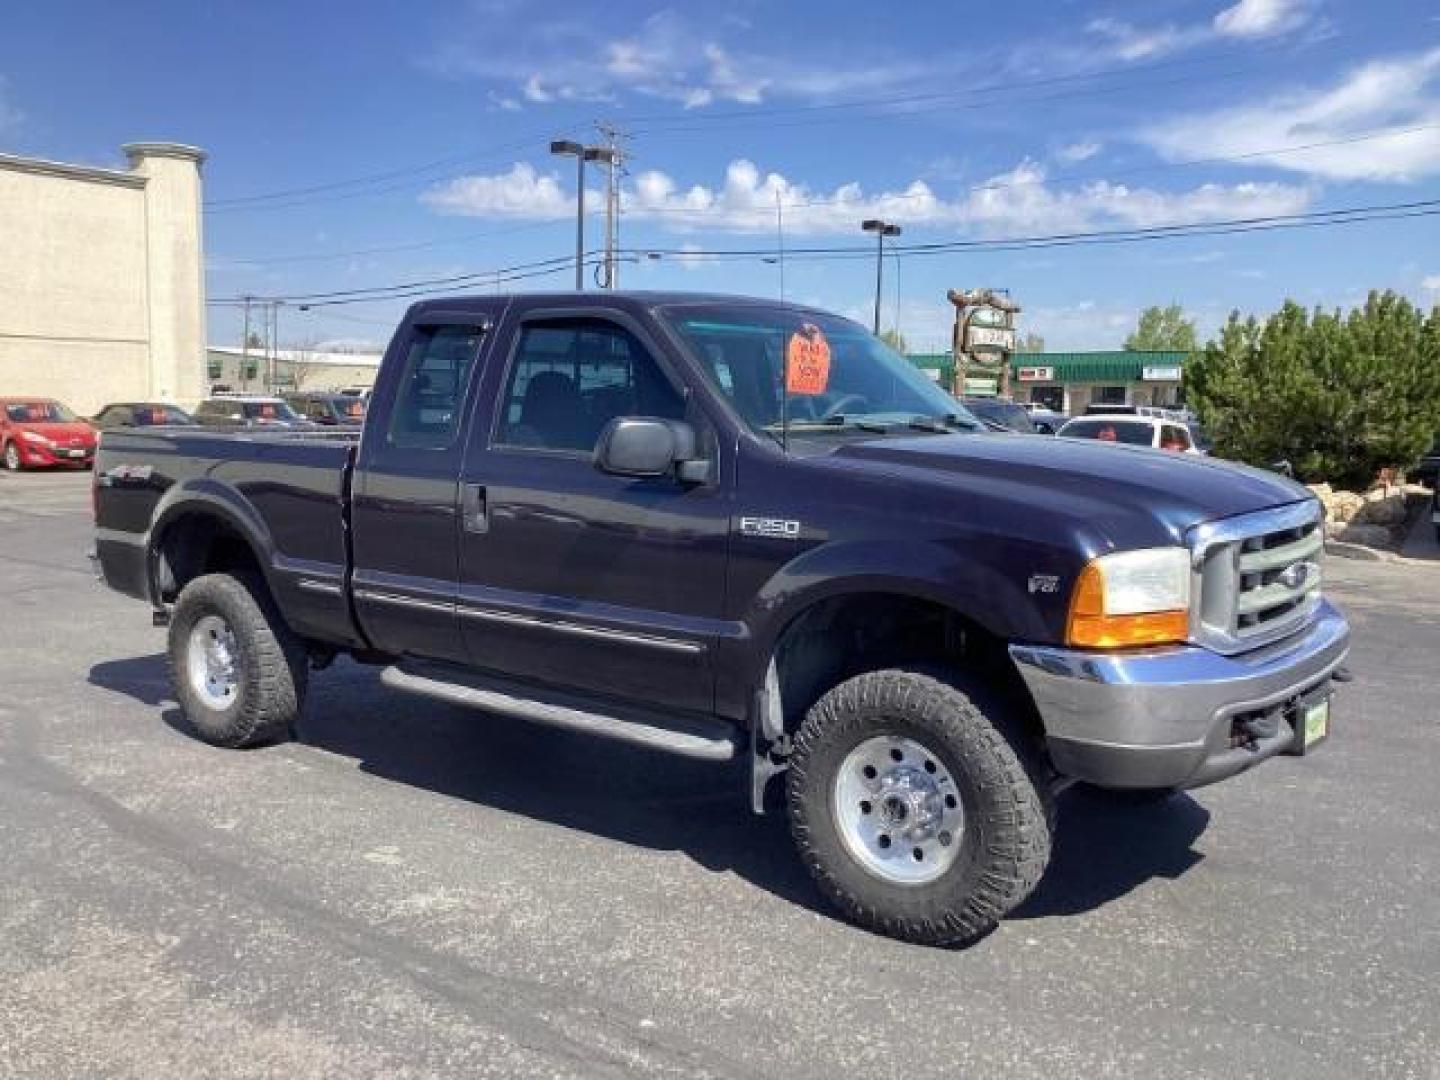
[167,572,307,748]
[788,668,1053,947]
[3,442,21,471]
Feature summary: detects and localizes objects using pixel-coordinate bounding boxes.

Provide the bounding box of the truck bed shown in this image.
[94,427,361,646]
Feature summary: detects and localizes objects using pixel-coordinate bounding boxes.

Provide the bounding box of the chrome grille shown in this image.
[1189,501,1324,655]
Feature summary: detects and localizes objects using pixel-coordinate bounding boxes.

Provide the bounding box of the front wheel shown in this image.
[788,669,1053,948]
[167,572,307,748]
[3,442,21,471]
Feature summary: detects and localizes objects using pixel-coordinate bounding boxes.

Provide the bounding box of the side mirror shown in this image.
[594,417,707,483]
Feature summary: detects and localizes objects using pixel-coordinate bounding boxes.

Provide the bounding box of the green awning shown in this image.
[908,351,1190,383]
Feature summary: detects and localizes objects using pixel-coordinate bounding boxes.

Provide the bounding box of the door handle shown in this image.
[462,483,488,534]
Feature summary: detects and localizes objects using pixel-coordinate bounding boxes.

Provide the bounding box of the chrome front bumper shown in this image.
[1009,598,1350,790]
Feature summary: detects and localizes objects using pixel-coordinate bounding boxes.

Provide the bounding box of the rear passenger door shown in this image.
[455,310,730,715]
[350,308,500,662]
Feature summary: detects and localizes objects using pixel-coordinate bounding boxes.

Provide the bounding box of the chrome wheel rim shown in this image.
[833,734,964,885]
[187,614,239,709]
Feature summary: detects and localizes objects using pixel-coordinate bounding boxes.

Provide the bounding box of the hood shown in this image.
[14,420,97,445]
[826,433,1311,546]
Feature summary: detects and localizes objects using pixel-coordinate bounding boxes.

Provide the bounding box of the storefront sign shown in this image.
[1016,366,1054,382]
[1142,365,1183,381]
[966,325,1015,352]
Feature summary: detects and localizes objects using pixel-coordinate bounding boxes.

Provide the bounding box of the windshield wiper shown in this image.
[908,413,981,433]
[822,414,891,434]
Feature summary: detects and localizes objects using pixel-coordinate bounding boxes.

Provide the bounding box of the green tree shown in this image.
[245,331,265,349]
[1016,332,1046,353]
[878,328,909,354]
[1185,291,1440,488]
[1125,304,1198,352]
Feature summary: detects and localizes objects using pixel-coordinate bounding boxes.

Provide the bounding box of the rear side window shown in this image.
[1160,425,1191,451]
[388,325,486,448]
[496,320,684,453]
[1060,419,1154,446]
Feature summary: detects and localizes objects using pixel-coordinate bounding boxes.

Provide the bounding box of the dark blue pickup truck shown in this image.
[94,291,1349,946]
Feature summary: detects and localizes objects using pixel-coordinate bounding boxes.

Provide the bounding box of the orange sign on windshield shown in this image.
[785,324,831,396]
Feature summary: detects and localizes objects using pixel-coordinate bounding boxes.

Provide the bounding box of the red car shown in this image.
[1,398,98,470]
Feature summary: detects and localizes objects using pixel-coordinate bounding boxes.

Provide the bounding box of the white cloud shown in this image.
[1141,48,1440,182]
[1056,140,1102,164]
[1215,0,1311,39]
[1423,274,1440,292]
[429,9,921,109]
[1086,18,1201,61]
[424,157,1313,238]
[0,76,22,136]
[421,163,581,219]
[1085,1,1314,64]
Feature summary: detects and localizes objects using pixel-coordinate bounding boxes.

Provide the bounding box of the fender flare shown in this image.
[145,479,279,605]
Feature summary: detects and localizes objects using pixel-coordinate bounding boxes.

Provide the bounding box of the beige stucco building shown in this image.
[0,142,207,413]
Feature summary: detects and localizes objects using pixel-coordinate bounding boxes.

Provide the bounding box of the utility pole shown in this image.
[596,122,626,290]
[240,296,253,392]
[862,219,902,335]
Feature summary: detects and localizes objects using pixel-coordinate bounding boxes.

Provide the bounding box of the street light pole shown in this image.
[550,140,587,290]
[861,219,901,335]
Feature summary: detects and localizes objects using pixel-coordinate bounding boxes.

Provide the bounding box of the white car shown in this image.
[1056,414,1204,454]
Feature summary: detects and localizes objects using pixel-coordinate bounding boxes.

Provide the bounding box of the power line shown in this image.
[211,196,1440,315]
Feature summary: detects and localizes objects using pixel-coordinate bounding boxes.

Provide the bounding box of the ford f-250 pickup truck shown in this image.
[94,291,1350,947]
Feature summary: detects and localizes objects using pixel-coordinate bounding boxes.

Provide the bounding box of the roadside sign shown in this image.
[966,325,1015,352]
[1142,365,1183,381]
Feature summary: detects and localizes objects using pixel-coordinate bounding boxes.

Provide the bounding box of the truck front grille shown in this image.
[1189,501,1324,655]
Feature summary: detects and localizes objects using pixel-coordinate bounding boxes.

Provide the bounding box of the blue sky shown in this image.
[3,0,1439,351]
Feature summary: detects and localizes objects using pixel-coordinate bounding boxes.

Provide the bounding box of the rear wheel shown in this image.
[3,442,21,471]
[788,669,1053,947]
[167,572,307,748]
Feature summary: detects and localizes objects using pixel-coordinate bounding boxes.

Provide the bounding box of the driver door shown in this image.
[456,311,731,715]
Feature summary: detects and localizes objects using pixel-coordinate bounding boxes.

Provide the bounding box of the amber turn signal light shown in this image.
[1065,558,1190,649]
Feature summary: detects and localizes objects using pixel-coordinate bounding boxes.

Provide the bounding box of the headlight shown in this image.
[1066,547,1191,648]
[20,430,52,446]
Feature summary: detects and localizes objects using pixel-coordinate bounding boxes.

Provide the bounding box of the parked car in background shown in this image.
[192,395,312,429]
[92,402,195,430]
[1412,433,1440,488]
[1027,408,1068,435]
[960,396,1037,433]
[1,397,96,470]
[284,392,367,427]
[1057,414,1203,454]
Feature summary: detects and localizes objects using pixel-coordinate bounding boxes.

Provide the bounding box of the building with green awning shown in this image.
[906,351,1189,414]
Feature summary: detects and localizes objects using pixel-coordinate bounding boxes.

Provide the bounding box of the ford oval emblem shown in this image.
[1278,561,1316,589]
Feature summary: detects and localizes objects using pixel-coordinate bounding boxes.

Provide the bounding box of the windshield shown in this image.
[242,400,301,422]
[662,304,978,435]
[7,401,77,423]
[963,398,1036,433]
[1059,419,1154,446]
[134,405,193,426]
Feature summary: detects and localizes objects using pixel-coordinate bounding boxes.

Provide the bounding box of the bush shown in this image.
[1185,291,1440,490]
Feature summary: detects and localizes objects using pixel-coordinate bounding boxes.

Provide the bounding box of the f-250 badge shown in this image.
[739,516,801,539]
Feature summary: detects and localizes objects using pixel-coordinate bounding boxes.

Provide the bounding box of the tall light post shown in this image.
[551,140,617,291]
[861,219,902,335]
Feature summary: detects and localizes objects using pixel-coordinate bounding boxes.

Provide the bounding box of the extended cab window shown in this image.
[388,325,485,448]
[496,320,684,452]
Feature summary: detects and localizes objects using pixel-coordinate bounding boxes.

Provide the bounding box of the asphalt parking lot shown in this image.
[1,469,1436,1079]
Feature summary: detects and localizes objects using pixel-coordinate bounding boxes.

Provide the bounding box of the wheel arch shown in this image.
[147,482,280,611]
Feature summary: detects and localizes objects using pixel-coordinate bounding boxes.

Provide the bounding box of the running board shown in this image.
[380,663,740,762]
